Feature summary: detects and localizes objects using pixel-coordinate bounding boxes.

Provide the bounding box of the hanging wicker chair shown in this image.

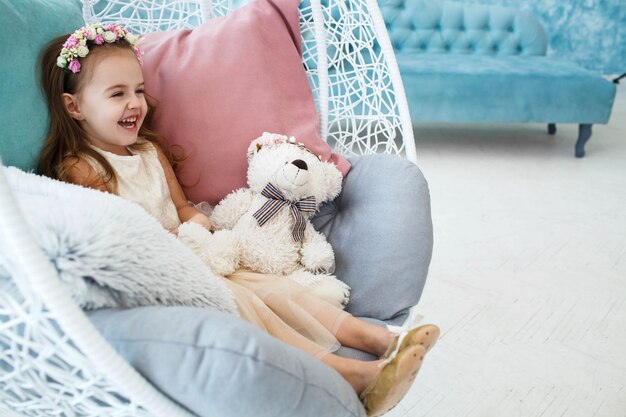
[0,0,419,415]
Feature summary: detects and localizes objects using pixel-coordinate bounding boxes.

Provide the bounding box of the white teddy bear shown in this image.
[178,133,350,308]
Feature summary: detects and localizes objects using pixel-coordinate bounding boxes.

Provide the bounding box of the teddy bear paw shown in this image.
[289,270,350,308]
[300,242,335,273]
[178,223,239,277]
[308,277,350,308]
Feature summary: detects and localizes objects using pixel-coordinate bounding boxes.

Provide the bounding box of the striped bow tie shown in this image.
[253,183,316,242]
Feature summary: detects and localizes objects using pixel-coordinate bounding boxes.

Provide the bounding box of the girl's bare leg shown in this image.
[335,315,396,356]
[320,353,385,394]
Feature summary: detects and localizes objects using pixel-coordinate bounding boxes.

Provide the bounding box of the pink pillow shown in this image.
[141,0,351,205]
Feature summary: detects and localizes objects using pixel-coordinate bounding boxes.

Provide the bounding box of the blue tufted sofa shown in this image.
[380,0,617,157]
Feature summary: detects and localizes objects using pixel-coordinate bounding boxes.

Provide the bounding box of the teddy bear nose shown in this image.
[291,159,308,170]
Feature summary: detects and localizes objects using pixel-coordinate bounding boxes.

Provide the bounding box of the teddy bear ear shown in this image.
[247,143,262,159]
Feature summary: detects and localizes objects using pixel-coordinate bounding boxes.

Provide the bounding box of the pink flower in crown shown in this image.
[94,34,104,45]
[63,36,79,49]
[85,28,97,40]
[68,59,81,73]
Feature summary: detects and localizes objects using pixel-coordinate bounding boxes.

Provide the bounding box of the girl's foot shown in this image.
[381,324,440,359]
[360,344,427,417]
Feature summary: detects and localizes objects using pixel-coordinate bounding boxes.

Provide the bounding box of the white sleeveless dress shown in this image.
[84,140,348,359]
[87,141,181,231]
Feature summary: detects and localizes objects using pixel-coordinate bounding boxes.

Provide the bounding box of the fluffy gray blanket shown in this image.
[0,167,238,315]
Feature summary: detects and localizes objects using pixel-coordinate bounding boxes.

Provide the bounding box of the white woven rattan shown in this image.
[1,0,416,415]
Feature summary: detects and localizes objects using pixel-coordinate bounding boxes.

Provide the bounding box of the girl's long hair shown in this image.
[37,34,183,194]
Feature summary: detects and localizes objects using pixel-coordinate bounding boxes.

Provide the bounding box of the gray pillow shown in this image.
[313,155,433,325]
[88,307,365,417]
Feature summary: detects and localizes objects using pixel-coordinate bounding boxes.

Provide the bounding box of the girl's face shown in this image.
[63,48,148,155]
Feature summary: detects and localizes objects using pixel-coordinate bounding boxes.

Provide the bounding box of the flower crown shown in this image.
[247,132,323,161]
[57,22,142,74]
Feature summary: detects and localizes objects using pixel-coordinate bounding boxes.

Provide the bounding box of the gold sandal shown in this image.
[381,324,440,360]
[360,344,427,417]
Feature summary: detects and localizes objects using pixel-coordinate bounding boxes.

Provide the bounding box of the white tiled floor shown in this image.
[390,82,626,417]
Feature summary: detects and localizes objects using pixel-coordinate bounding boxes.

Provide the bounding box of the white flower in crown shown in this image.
[125,32,137,45]
[76,45,89,58]
[103,31,117,43]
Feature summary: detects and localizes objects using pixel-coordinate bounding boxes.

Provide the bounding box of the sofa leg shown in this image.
[575,124,593,158]
[547,123,556,134]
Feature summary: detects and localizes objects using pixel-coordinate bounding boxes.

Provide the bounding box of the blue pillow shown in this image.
[313,154,433,325]
[88,306,365,417]
[0,0,84,170]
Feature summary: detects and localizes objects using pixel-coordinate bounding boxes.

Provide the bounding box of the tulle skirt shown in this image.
[222,269,350,359]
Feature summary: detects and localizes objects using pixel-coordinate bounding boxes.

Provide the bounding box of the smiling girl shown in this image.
[37,23,211,231]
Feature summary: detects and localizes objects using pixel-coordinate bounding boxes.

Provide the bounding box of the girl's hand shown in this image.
[185,211,213,232]
[171,227,179,236]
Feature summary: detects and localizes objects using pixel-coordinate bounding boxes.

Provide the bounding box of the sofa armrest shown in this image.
[87,307,365,417]
[312,154,433,325]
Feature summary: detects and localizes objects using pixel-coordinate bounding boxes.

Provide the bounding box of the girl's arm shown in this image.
[155,146,213,231]
[65,157,109,192]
